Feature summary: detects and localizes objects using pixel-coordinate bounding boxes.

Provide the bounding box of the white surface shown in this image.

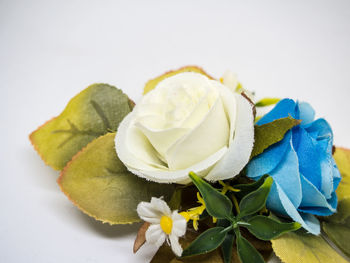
[1,0,350,262]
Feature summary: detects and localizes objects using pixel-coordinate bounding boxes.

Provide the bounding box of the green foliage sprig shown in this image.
[182,173,301,263]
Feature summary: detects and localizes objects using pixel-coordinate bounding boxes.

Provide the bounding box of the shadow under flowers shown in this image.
[75,210,142,238]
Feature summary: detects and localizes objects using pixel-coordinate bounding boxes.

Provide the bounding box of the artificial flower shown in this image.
[247,99,341,234]
[137,197,187,256]
[221,70,254,100]
[115,72,255,184]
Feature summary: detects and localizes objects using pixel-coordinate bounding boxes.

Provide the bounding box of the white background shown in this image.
[1,0,350,262]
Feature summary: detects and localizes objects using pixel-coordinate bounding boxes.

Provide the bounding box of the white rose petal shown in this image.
[165,96,229,170]
[115,72,254,184]
[205,93,255,181]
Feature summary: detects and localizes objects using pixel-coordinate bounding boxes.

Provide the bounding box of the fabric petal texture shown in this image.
[115,72,255,184]
[169,234,183,257]
[146,224,166,247]
[171,211,187,237]
[137,201,162,224]
[205,93,255,181]
[136,197,187,256]
[247,99,341,234]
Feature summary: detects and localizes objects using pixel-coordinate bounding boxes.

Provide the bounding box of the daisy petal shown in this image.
[171,211,187,237]
[146,224,166,247]
[137,202,161,224]
[150,197,171,216]
[169,234,183,257]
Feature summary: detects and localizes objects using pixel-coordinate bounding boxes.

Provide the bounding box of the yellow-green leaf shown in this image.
[255,98,280,107]
[318,147,350,260]
[251,117,301,159]
[30,84,133,170]
[322,197,350,259]
[58,133,176,224]
[271,231,348,263]
[143,66,213,94]
[334,147,350,200]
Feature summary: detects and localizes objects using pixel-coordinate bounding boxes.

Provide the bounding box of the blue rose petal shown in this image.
[274,181,321,234]
[296,102,315,125]
[247,99,341,235]
[298,174,336,216]
[247,132,291,179]
[332,159,342,190]
[269,138,302,208]
[293,127,322,190]
[257,99,297,125]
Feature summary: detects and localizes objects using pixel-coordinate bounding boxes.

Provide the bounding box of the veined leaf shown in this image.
[58,133,176,224]
[271,230,348,263]
[30,84,133,170]
[251,117,301,159]
[182,227,227,257]
[255,98,280,107]
[239,177,273,219]
[189,172,233,220]
[322,198,350,258]
[236,233,265,263]
[333,147,350,200]
[245,215,300,240]
[143,66,213,94]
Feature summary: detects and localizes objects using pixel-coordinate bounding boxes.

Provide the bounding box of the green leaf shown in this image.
[152,224,272,263]
[58,133,176,224]
[144,66,213,94]
[151,230,223,263]
[182,227,227,257]
[322,197,350,258]
[30,84,133,170]
[239,177,273,219]
[251,117,301,159]
[221,232,235,263]
[255,98,280,107]
[189,172,233,220]
[236,233,265,263]
[217,219,235,263]
[245,215,300,241]
[271,230,348,263]
[333,147,350,200]
[234,174,269,199]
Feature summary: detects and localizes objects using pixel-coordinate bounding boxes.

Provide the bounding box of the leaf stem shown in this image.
[221,225,234,234]
[230,193,240,214]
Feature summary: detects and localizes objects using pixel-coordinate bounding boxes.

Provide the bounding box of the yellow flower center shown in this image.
[160,215,173,235]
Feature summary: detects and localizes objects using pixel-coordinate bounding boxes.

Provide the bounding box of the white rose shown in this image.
[115,72,255,184]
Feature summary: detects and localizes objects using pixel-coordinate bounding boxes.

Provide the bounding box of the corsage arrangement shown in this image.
[30,66,350,263]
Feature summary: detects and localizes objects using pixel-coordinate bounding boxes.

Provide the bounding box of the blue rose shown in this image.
[247,99,341,234]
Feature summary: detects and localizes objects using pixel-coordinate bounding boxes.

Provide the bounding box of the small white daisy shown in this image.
[137,197,187,257]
